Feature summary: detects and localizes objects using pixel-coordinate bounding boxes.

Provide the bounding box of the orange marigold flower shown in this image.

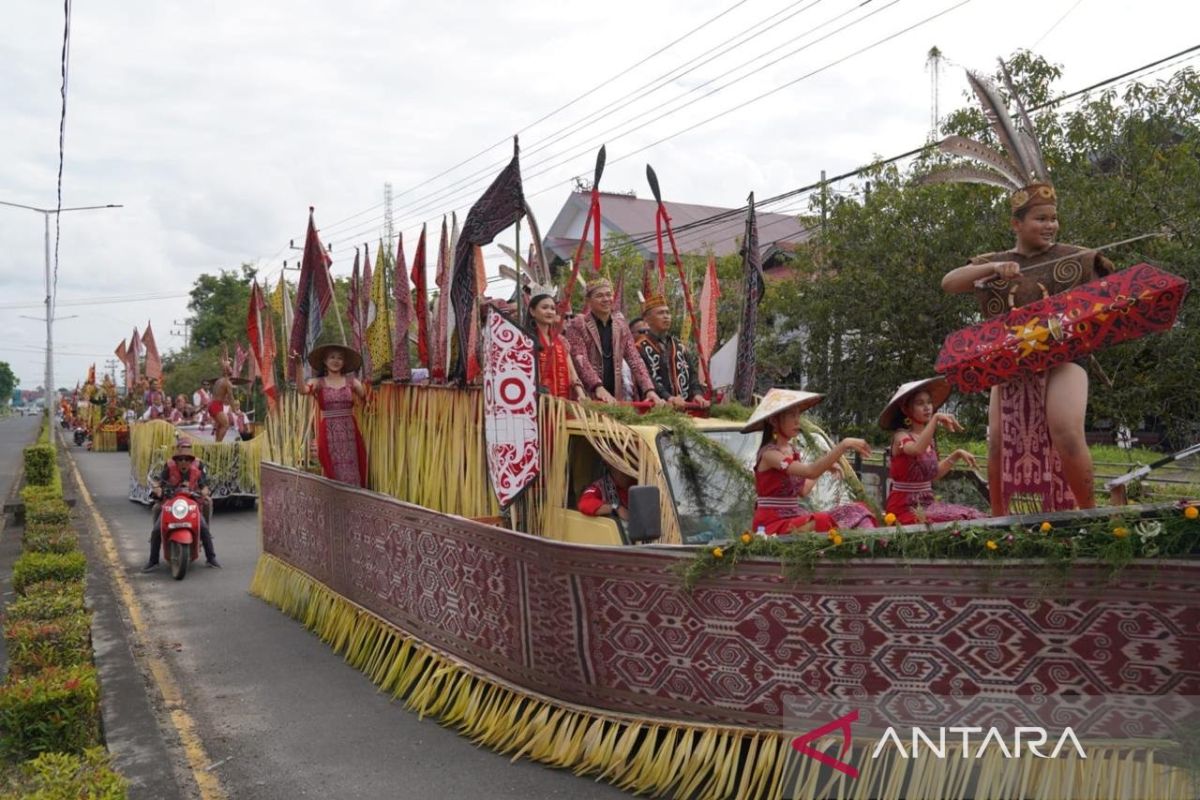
[740,532,753,545]
[711,547,724,559]
[1040,521,1053,533]
[1113,527,1129,539]
[1185,506,1199,521]
[985,540,998,551]
[830,533,844,546]
[883,513,897,526]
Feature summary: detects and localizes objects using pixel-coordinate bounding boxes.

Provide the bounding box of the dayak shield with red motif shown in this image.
[937,263,1188,394]
[482,310,540,508]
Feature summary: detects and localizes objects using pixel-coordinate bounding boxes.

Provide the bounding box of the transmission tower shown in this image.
[926,46,944,139]
[383,182,395,245]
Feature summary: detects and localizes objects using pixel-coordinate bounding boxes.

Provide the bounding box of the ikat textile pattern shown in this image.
[261,464,1200,738]
[938,263,1188,394]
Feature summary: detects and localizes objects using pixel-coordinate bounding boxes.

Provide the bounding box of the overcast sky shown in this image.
[2,0,1197,390]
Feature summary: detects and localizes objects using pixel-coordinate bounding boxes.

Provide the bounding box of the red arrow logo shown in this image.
[790,709,860,778]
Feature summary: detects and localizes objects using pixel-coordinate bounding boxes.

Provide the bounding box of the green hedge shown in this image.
[0,665,100,761]
[25,502,70,528]
[0,748,127,800]
[22,446,55,488]
[12,553,86,596]
[5,585,86,623]
[22,529,78,556]
[19,486,60,507]
[3,616,92,679]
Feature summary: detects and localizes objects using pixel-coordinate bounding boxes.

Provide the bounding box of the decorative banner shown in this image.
[287,207,333,381]
[142,322,163,381]
[733,193,764,405]
[937,263,1189,393]
[481,310,539,508]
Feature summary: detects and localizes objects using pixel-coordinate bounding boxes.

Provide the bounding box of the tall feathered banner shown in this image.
[560,145,606,318]
[646,164,710,393]
[287,207,333,381]
[128,327,142,385]
[142,322,163,381]
[247,279,278,410]
[449,139,527,384]
[431,218,451,381]
[365,240,392,381]
[733,193,764,405]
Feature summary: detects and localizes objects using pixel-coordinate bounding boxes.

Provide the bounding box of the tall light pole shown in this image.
[0,200,122,433]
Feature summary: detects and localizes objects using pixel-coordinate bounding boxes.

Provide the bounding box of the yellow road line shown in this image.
[64,448,228,800]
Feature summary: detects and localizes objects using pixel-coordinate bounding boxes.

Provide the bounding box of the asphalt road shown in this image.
[69,445,628,800]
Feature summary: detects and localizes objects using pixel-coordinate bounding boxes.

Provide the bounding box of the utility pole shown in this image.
[926,46,944,139]
[0,200,122,438]
[103,358,119,382]
[171,318,192,349]
[384,182,395,246]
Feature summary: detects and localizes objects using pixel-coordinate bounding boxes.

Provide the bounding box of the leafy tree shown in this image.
[753,52,1200,446]
[0,362,16,405]
[188,264,257,350]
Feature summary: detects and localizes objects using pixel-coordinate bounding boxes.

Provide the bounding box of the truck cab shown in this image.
[541,416,860,547]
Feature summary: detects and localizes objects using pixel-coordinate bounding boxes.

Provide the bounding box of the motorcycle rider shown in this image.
[142,439,221,570]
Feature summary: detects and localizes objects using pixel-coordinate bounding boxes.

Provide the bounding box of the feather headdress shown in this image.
[921,60,1054,212]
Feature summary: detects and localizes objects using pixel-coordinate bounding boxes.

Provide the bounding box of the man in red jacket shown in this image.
[143,440,220,570]
[578,466,636,521]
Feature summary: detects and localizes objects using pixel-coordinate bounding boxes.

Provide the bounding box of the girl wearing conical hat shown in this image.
[743,389,876,534]
[879,378,985,525]
[298,344,368,487]
[933,66,1113,515]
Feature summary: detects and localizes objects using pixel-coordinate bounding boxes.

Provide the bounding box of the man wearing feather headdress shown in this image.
[934,63,1112,515]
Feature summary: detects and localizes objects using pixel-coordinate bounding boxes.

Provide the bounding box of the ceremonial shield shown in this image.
[482,310,540,508]
[937,263,1188,393]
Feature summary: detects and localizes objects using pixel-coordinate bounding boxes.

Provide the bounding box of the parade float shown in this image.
[238,133,1200,798]
[127,420,263,507]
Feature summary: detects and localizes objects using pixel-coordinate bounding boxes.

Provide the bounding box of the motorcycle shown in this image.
[158,488,204,580]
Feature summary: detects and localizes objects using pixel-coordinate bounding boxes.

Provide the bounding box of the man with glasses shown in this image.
[143,439,221,571]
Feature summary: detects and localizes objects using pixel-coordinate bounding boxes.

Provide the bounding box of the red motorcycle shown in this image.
[159,488,203,580]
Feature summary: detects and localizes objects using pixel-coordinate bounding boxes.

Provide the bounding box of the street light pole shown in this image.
[0,200,122,439]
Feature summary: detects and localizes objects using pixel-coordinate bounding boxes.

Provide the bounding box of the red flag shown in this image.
[392,232,413,382]
[114,340,130,391]
[247,280,278,409]
[431,217,451,381]
[142,322,163,381]
[410,225,430,369]
[129,327,142,385]
[287,207,333,381]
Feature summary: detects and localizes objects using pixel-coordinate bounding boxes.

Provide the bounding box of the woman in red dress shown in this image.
[299,344,368,487]
[528,289,587,402]
[879,377,985,525]
[743,389,875,534]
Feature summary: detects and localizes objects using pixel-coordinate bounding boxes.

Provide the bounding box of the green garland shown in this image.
[682,504,1200,589]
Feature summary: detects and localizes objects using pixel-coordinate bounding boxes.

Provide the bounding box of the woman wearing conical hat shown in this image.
[932,66,1113,515]
[298,344,368,487]
[743,389,876,534]
[879,377,986,525]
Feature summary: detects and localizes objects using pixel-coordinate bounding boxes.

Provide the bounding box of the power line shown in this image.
[314,0,756,239]
[1032,0,1086,50]
[337,0,916,246]
[605,41,1200,254]
[369,0,840,233]
[0,290,190,311]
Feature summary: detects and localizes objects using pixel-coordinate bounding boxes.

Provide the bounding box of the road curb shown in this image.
[63,442,226,800]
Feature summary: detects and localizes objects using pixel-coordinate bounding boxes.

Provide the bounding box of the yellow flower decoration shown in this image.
[1185,506,1199,521]
[711,547,724,559]
[1040,522,1053,533]
[1112,527,1129,539]
[830,533,844,546]
[740,532,753,545]
[985,540,998,551]
[883,512,897,526]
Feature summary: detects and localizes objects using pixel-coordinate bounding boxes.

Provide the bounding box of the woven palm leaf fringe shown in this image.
[250,554,1195,800]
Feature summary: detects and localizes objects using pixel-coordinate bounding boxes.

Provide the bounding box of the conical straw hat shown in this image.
[740,388,824,433]
[877,376,951,430]
[307,343,364,374]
